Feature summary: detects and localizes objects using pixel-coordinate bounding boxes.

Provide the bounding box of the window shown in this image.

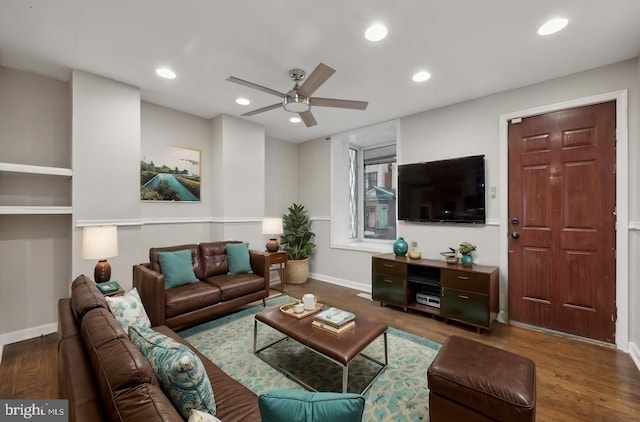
[330,120,399,250]
[359,144,397,240]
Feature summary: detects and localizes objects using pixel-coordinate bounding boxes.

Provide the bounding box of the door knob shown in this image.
[511,232,520,239]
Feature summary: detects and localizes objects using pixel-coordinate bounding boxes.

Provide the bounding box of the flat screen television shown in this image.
[398,155,485,224]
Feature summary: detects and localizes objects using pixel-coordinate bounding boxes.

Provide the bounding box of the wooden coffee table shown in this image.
[253,305,388,394]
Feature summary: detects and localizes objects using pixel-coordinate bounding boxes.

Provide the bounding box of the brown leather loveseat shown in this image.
[58,274,261,421]
[133,241,269,331]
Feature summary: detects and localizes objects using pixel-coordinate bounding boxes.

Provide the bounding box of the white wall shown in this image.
[71,70,142,284]
[265,136,298,217]
[210,114,266,249]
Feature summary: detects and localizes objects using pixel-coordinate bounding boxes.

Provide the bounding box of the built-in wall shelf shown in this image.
[0,162,73,214]
[0,162,72,177]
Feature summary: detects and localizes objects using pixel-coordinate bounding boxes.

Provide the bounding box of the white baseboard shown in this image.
[0,322,57,363]
[309,272,371,294]
[629,341,640,372]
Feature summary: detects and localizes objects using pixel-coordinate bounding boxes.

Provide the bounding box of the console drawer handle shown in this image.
[458,294,469,299]
[383,278,393,283]
[384,264,394,268]
[457,276,469,280]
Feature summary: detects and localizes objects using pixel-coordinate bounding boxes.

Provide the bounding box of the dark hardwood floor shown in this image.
[2,279,640,421]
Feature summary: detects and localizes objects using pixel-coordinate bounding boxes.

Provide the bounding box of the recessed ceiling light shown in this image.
[412,71,432,82]
[156,67,176,79]
[289,117,302,123]
[537,18,568,36]
[365,23,388,42]
[235,98,250,106]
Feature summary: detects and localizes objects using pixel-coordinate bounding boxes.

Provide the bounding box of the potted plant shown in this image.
[280,203,315,284]
[458,241,476,266]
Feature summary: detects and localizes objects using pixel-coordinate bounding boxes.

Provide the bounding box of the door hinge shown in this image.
[612,306,617,323]
[511,118,522,124]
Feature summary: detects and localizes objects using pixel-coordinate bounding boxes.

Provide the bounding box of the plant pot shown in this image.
[461,254,473,267]
[284,257,310,284]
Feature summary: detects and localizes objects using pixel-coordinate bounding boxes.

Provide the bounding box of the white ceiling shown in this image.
[1,0,639,143]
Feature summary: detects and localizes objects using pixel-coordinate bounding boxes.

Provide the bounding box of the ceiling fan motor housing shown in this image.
[288,68,306,83]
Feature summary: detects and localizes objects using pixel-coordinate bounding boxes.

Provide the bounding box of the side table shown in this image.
[265,251,287,294]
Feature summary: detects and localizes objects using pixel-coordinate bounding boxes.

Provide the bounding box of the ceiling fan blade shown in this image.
[226,76,285,98]
[299,110,317,127]
[241,103,282,117]
[297,63,335,98]
[310,97,368,110]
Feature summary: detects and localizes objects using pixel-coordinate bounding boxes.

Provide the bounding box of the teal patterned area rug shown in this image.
[180,297,441,421]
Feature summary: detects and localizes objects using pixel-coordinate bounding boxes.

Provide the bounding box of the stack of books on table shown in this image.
[312,307,356,335]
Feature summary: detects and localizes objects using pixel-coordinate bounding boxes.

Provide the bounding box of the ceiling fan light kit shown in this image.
[283,93,310,113]
[226,63,368,127]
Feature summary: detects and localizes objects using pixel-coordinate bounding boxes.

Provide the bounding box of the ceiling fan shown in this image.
[226,63,368,127]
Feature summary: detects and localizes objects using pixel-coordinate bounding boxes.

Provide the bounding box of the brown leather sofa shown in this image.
[58,274,261,422]
[133,241,269,331]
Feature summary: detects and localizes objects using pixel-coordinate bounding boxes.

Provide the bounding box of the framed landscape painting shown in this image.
[140,146,201,201]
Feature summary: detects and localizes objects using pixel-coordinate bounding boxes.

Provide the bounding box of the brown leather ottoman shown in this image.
[427,336,536,422]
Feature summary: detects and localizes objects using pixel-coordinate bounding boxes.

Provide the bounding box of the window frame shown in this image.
[330,120,400,253]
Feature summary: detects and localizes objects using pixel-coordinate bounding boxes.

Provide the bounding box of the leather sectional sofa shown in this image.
[58,274,261,421]
[133,241,270,331]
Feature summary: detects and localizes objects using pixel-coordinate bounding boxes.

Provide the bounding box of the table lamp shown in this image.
[262,217,283,252]
[82,225,118,283]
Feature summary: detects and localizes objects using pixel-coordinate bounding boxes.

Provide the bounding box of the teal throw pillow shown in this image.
[226,243,253,274]
[105,287,151,332]
[258,390,365,422]
[129,326,216,419]
[159,249,197,289]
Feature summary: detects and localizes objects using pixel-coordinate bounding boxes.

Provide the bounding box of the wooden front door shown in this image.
[508,101,616,343]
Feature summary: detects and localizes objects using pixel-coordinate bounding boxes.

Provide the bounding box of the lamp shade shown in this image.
[82,226,118,260]
[262,218,283,235]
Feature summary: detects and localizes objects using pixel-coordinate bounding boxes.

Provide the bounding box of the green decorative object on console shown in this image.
[393,237,408,256]
[459,241,476,267]
[462,254,473,266]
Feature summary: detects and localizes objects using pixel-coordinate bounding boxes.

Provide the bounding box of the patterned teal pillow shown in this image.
[258,390,365,422]
[158,249,198,289]
[129,326,216,419]
[226,243,253,274]
[105,288,151,332]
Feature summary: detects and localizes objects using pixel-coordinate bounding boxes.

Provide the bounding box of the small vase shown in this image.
[462,254,473,267]
[393,237,408,256]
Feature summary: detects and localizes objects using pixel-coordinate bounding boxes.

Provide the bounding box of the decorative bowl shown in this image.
[408,250,422,260]
[440,251,458,265]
